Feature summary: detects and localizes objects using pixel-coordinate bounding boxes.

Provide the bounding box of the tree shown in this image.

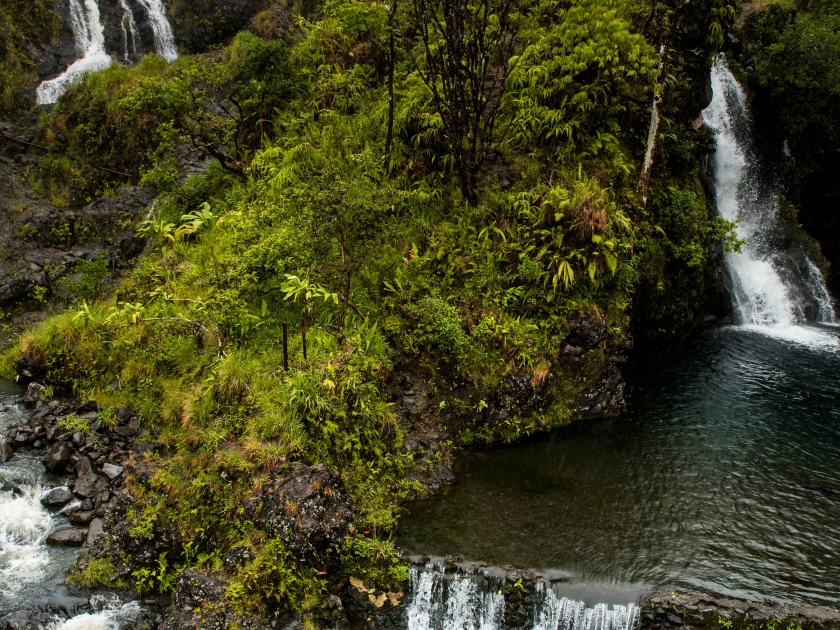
[413,0,520,202]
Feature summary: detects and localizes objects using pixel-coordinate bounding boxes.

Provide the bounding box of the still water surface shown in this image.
[397,328,840,607]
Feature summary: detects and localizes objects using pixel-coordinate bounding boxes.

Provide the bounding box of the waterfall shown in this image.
[406,565,640,630]
[702,57,837,344]
[36,0,111,105]
[136,0,178,62]
[119,0,141,63]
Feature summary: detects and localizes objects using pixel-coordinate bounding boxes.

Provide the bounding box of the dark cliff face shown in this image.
[166,0,269,53]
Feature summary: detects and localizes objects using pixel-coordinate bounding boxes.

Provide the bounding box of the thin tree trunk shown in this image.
[638,44,667,204]
[384,0,398,176]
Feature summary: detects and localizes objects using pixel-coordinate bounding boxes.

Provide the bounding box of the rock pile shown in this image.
[2,380,154,548]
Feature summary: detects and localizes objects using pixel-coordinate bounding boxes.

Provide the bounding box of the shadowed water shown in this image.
[397,328,840,607]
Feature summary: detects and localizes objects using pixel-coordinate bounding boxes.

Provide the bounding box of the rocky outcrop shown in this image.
[244,463,354,567]
[167,0,269,53]
[1,120,155,310]
[0,186,155,308]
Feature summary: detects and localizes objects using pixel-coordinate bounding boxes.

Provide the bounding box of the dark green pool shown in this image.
[397,327,840,607]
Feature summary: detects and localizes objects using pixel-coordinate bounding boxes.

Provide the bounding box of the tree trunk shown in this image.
[384,0,398,176]
[638,44,667,204]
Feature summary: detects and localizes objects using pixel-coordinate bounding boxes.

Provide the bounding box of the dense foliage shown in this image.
[741,0,840,283]
[0,0,61,112]
[3,0,739,619]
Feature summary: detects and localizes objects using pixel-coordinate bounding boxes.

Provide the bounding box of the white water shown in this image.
[37,0,179,103]
[0,485,52,596]
[533,586,639,630]
[137,0,178,62]
[702,58,836,347]
[50,599,142,629]
[119,0,141,62]
[37,0,112,105]
[406,566,639,630]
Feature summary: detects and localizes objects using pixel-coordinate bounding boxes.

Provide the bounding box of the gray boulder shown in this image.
[40,487,73,509]
[46,526,84,546]
[43,441,72,472]
[87,517,105,547]
[0,441,13,463]
[74,455,110,498]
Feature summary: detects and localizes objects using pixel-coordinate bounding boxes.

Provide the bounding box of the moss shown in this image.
[70,557,116,588]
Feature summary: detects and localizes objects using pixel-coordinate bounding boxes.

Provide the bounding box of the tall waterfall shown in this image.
[136,0,178,62]
[702,57,836,344]
[406,565,640,630]
[36,0,111,105]
[119,0,141,62]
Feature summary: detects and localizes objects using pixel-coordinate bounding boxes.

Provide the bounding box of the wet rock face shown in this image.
[639,592,840,630]
[0,127,155,309]
[157,570,274,630]
[166,0,269,53]
[245,463,354,566]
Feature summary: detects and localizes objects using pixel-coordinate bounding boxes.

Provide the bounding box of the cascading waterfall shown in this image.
[136,0,178,62]
[119,0,141,62]
[37,0,179,103]
[36,0,111,105]
[702,57,836,344]
[406,565,640,630]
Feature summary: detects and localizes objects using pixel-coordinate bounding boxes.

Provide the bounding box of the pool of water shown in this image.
[397,327,840,607]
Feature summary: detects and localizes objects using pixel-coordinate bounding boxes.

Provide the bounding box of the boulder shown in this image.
[22,382,44,405]
[13,357,45,386]
[174,569,228,609]
[74,455,110,498]
[0,441,13,463]
[46,526,84,546]
[101,463,124,479]
[69,509,95,525]
[43,441,73,472]
[86,517,105,547]
[246,464,353,565]
[40,487,74,509]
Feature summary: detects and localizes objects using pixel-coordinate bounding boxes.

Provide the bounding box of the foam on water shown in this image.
[37,0,111,104]
[50,599,142,629]
[0,485,51,596]
[702,57,837,348]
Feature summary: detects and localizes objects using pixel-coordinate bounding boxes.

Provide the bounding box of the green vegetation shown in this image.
[2,0,740,620]
[0,0,62,112]
[741,0,840,279]
[69,556,117,588]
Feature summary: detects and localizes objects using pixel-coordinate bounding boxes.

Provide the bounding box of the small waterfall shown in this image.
[406,565,640,630]
[533,585,639,630]
[407,565,505,630]
[119,0,141,62]
[37,0,112,105]
[702,57,837,344]
[136,0,178,62]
